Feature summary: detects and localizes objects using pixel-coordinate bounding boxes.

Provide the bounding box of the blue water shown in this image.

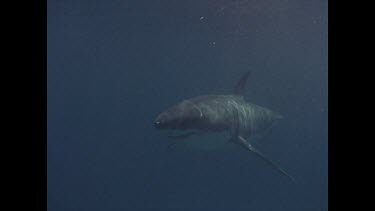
[48,0,328,210]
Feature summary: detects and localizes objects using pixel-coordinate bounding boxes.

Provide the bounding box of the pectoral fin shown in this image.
[168,131,203,139]
[236,136,295,181]
[166,131,204,152]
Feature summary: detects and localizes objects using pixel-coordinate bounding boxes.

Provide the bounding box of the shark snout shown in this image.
[154,113,169,129]
[154,120,162,129]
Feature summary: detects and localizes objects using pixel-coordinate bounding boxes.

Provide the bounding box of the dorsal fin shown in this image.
[233,71,251,95]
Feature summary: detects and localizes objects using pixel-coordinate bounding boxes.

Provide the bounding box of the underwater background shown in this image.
[47,0,327,210]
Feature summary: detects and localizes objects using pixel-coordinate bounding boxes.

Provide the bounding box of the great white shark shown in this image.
[154,72,294,180]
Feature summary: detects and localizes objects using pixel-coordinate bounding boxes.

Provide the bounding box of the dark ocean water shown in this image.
[47,0,328,210]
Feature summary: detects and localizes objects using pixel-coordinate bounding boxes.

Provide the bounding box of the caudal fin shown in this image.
[274,112,284,120]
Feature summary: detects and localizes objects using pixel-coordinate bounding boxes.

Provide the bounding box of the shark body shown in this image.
[154,72,294,180]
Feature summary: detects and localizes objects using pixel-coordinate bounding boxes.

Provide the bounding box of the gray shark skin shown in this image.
[154,72,294,180]
[155,95,282,135]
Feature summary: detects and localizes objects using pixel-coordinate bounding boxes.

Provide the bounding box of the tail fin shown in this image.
[274,111,284,120]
